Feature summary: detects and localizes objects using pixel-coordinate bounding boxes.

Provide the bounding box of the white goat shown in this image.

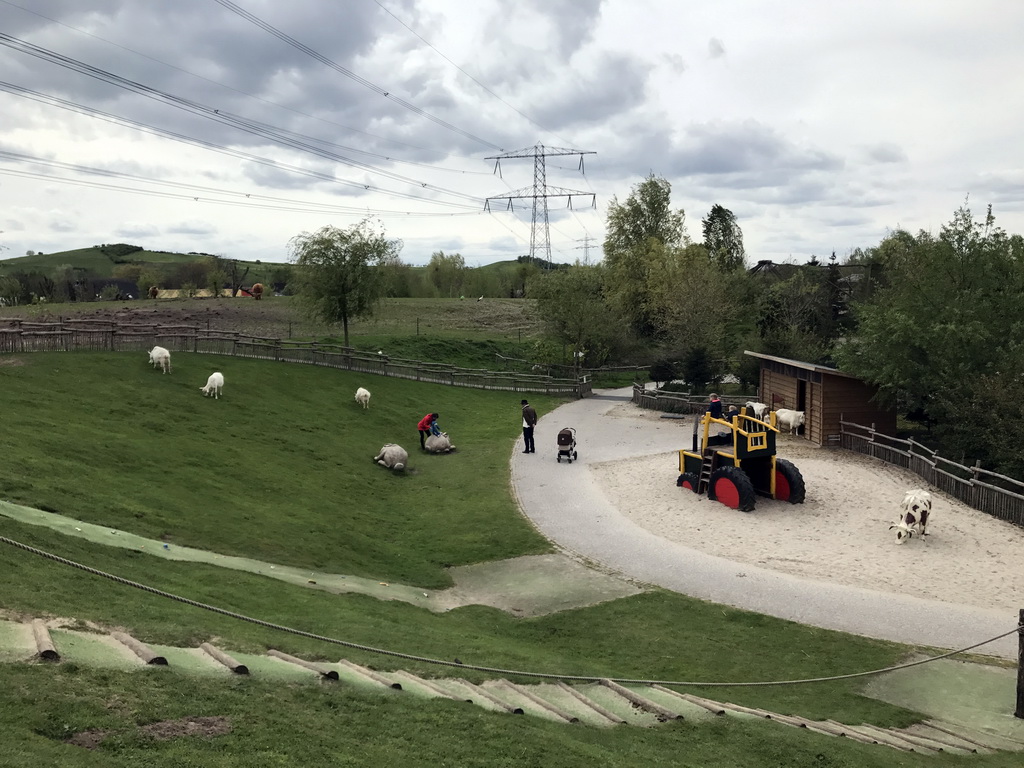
[774,408,805,434]
[891,489,933,543]
[355,387,371,409]
[201,371,224,399]
[148,346,171,374]
[373,444,409,471]
[424,432,456,454]
[745,401,769,420]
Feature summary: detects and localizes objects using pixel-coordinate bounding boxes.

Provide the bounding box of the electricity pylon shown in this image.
[485,144,595,264]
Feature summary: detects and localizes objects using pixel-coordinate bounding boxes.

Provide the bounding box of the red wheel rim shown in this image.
[775,470,791,501]
[682,480,695,491]
[714,478,741,508]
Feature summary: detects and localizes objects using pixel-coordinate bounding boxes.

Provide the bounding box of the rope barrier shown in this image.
[2,534,1020,688]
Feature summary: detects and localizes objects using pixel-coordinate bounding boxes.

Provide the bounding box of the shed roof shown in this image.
[742,350,861,380]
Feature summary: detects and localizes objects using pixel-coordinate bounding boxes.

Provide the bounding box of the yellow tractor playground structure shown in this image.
[677,408,805,512]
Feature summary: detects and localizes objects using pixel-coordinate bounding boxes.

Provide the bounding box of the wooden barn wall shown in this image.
[759,368,798,412]
[820,375,896,442]
[759,365,895,447]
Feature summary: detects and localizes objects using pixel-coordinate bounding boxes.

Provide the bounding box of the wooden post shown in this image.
[1016,608,1024,719]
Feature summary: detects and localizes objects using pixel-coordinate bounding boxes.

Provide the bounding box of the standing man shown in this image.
[521,399,538,454]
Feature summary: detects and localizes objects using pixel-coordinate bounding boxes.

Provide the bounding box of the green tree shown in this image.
[604,174,687,254]
[603,175,689,338]
[289,220,401,347]
[427,251,466,298]
[701,204,746,272]
[836,203,1024,447]
[529,263,621,373]
[0,275,22,306]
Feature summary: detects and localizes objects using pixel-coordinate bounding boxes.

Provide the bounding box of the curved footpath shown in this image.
[511,389,1019,660]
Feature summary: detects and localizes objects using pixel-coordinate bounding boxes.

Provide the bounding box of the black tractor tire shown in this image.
[774,458,806,504]
[676,471,700,493]
[708,466,757,512]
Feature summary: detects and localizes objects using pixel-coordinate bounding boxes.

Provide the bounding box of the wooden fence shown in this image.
[631,383,756,414]
[841,420,1024,528]
[0,320,591,398]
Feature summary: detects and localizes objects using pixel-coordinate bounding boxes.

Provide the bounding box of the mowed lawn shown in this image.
[0,351,558,587]
[4,351,1010,767]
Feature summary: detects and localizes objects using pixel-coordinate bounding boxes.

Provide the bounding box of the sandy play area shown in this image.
[593,405,1024,613]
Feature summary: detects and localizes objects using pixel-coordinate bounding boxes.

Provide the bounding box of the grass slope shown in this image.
[0,349,994,765]
[1,352,559,587]
[5,663,996,768]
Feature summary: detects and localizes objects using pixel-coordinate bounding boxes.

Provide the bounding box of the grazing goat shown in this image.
[201,371,224,399]
[148,346,171,374]
[745,401,769,420]
[373,444,408,471]
[355,387,371,409]
[891,489,932,543]
[424,432,456,454]
[774,408,805,434]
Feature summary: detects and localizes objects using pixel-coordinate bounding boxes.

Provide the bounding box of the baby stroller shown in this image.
[556,427,578,463]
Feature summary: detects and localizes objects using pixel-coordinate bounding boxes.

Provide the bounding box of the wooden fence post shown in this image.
[1016,608,1024,719]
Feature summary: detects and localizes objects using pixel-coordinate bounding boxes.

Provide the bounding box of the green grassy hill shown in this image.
[0,246,276,282]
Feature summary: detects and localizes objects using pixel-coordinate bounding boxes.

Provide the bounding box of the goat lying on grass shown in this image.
[373,444,408,471]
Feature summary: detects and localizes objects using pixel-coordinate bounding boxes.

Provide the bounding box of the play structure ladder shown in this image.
[697,448,717,494]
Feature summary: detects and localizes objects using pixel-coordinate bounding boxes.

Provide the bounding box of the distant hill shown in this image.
[0,245,277,282]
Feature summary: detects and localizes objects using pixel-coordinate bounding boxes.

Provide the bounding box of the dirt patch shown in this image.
[64,717,231,750]
[65,729,113,750]
[140,715,232,741]
[0,356,25,366]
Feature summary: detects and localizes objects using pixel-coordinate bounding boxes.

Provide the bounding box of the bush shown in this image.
[649,359,679,387]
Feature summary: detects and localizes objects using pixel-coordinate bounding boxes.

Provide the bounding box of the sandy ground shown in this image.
[594,404,1024,613]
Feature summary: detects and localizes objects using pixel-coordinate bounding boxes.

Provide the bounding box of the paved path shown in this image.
[512,389,1019,660]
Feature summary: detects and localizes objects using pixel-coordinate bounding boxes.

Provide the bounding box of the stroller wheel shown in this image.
[557,456,561,463]
[573,451,578,460]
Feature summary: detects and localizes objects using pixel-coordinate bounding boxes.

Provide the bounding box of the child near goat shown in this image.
[417,412,440,450]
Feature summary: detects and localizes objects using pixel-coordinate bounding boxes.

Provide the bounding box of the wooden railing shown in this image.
[0,320,591,398]
[631,383,756,414]
[841,420,1024,528]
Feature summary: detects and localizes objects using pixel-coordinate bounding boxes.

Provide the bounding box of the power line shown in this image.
[371,0,573,146]
[0,82,480,210]
[0,152,482,217]
[211,0,503,151]
[0,37,485,204]
[0,0,486,166]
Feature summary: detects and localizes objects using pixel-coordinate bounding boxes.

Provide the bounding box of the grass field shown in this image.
[0,325,1001,764]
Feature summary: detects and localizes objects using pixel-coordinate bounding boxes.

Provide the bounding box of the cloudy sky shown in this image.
[1,0,1022,267]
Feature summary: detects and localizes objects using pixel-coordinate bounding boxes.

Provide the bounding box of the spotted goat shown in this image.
[890,489,932,543]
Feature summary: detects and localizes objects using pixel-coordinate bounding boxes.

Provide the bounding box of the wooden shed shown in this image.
[743,351,897,447]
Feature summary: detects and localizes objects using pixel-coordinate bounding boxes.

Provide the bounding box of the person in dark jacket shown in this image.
[707,393,723,420]
[418,412,440,450]
[521,399,538,454]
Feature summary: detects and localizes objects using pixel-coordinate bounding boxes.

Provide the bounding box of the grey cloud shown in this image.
[864,143,907,163]
[527,52,651,129]
[662,53,687,74]
[117,222,159,237]
[166,220,216,235]
[50,218,77,232]
[708,38,726,58]
[524,0,605,58]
